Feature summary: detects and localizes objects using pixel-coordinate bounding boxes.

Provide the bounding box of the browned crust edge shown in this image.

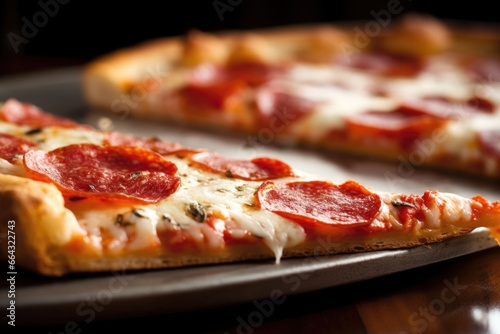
[0,174,82,276]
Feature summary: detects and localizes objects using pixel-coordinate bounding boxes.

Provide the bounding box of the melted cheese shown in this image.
[377,191,474,233]
[75,157,307,261]
[268,55,500,169]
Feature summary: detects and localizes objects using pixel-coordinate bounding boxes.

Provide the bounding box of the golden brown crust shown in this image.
[0,175,83,276]
[375,13,452,56]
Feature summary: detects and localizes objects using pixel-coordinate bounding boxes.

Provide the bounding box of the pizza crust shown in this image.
[0,174,85,276]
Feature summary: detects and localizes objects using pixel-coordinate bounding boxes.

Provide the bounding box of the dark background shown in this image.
[1,0,499,76]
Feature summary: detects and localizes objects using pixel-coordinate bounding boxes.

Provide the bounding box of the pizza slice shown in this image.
[82,13,500,180]
[0,99,499,276]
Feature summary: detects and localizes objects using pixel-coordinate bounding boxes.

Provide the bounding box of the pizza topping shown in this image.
[391,199,416,208]
[186,202,208,222]
[115,213,127,226]
[345,110,445,150]
[0,133,37,163]
[256,88,318,128]
[256,180,382,228]
[334,53,424,77]
[190,151,294,181]
[103,131,189,156]
[466,96,495,113]
[477,130,500,158]
[24,128,43,135]
[182,62,281,109]
[391,194,425,228]
[0,99,82,128]
[23,144,180,203]
[397,96,494,119]
[469,58,500,82]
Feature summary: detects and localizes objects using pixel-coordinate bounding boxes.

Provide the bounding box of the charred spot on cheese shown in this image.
[235,184,249,191]
[392,199,415,208]
[161,214,172,223]
[24,128,43,135]
[132,209,147,218]
[225,169,234,178]
[115,211,146,227]
[115,213,127,226]
[186,202,207,222]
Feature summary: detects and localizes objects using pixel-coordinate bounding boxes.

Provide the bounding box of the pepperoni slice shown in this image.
[469,58,500,82]
[346,110,445,150]
[256,88,318,128]
[398,96,494,119]
[23,144,180,203]
[466,96,495,113]
[256,180,381,228]
[334,53,424,77]
[0,134,36,163]
[103,131,195,156]
[0,99,81,128]
[182,62,281,109]
[190,151,294,181]
[478,130,500,159]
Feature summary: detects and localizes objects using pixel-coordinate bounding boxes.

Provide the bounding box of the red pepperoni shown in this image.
[334,53,424,77]
[346,110,445,150]
[398,96,494,119]
[190,151,294,181]
[256,180,381,228]
[23,144,180,203]
[466,96,495,113]
[0,134,36,163]
[0,99,81,128]
[469,58,500,82]
[256,88,318,128]
[478,130,500,159]
[191,62,280,87]
[103,131,195,156]
[182,62,281,109]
